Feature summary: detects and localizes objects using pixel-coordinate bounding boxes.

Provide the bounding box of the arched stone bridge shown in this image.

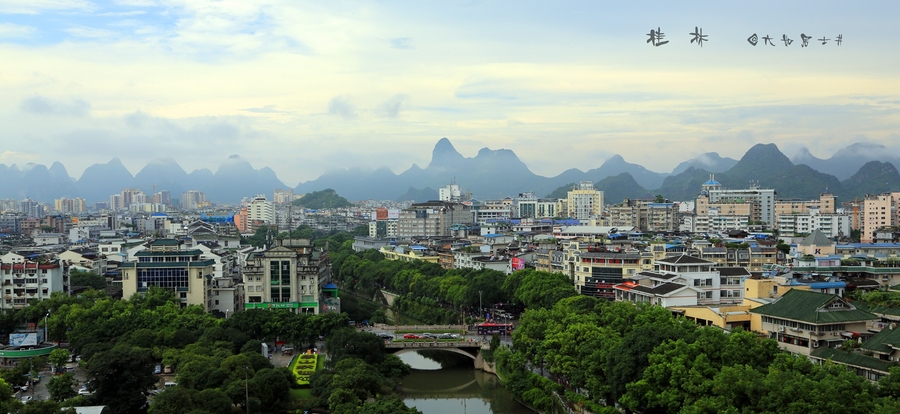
[385,341,486,360]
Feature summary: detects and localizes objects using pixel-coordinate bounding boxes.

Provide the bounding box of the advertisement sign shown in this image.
[387,209,400,219]
[9,332,42,347]
[511,257,525,271]
[376,208,389,220]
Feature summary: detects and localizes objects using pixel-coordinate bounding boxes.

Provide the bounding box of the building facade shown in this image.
[120,239,216,309]
[242,239,327,314]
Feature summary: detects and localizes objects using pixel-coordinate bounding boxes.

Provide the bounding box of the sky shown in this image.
[2,0,899,187]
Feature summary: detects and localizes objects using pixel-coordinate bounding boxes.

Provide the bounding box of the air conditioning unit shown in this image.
[778,326,785,332]
[813,342,820,348]
[790,327,799,332]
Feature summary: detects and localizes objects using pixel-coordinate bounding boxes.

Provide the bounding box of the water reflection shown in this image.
[397,351,532,414]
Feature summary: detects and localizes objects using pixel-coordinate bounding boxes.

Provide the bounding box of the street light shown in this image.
[225,309,230,319]
[44,311,49,343]
[244,366,250,414]
[479,291,482,321]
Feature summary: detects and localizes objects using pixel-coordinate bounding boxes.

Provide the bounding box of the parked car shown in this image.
[78,386,92,396]
[403,333,420,339]
[20,395,32,403]
[377,333,393,340]
[421,333,437,339]
[154,364,162,375]
[438,333,455,339]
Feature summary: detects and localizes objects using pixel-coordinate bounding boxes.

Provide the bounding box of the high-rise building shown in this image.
[54,198,86,213]
[181,190,206,210]
[153,191,171,205]
[699,176,775,225]
[862,192,900,243]
[566,181,603,220]
[273,189,294,204]
[397,201,471,238]
[249,195,275,224]
[121,188,146,209]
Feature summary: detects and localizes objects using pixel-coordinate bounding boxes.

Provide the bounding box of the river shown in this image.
[397,351,533,414]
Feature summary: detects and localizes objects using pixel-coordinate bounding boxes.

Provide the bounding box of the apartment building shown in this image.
[397,201,471,238]
[567,181,603,220]
[0,256,67,311]
[862,192,900,243]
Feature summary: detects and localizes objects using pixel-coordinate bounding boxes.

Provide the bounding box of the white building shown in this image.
[777,208,852,238]
[249,195,275,225]
[567,181,603,220]
[0,259,67,310]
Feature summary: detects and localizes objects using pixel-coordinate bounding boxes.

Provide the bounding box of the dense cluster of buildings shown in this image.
[7,177,900,382]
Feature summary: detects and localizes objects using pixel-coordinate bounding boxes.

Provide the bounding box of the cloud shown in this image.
[0,150,37,163]
[113,0,157,5]
[241,105,292,114]
[0,0,95,14]
[327,96,357,119]
[20,96,91,117]
[98,10,147,17]
[390,37,413,49]
[377,94,410,117]
[0,23,36,38]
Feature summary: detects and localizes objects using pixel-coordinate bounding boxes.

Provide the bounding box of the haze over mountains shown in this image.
[3,139,900,205]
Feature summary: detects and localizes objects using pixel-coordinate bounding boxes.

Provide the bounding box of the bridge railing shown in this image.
[384,340,483,349]
[373,323,468,332]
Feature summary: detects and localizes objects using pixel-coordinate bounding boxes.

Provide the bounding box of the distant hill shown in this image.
[292,189,352,209]
[671,152,738,175]
[8,139,900,205]
[596,173,648,204]
[840,161,900,200]
[655,167,712,202]
[545,183,576,199]
[792,142,900,180]
[396,187,438,203]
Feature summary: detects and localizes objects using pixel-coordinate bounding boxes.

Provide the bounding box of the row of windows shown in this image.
[137,268,189,289]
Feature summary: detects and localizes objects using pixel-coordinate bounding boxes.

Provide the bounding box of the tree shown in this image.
[69,270,107,290]
[148,386,195,414]
[48,348,70,374]
[47,373,78,402]
[655,194,666,203]
[86,345,158,414]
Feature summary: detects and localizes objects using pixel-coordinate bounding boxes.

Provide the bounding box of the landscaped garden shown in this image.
[290,353,322,386]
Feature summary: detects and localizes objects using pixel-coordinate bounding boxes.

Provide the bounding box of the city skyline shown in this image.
[2,1,899,187]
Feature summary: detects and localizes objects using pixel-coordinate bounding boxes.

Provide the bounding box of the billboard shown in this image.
[376,208,388,220]
[387,209,400,219]
[9,332,42,347]
[511,257,525,271]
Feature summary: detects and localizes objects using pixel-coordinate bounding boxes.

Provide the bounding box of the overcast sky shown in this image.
[2,1,899,187]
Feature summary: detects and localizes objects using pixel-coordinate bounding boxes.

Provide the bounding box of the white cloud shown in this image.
[0,23,35,38]
[0,0,95,14]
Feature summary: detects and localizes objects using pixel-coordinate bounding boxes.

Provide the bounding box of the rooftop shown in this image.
[750,289,877,324]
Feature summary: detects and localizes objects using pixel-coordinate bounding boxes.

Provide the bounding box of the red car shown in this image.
[403,333,420,339]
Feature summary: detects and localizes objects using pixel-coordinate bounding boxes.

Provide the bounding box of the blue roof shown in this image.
[703,179,721,185]
[323,283,338,289]
[807,282,846,289]
[410,246,428,250]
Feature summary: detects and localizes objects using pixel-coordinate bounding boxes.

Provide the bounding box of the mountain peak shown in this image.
[429,137,464,168]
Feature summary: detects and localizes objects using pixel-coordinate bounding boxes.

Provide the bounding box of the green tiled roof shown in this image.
[854,302,900,318]
[751,289,878,324]
[136,249,203,256]
[119,260,216,268]
[811,347,894,373]
[862,326,900,354]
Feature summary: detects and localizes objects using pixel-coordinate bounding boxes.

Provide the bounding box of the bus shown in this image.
[476,323,514,335]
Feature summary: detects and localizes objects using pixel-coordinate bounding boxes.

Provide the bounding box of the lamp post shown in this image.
[44,311,49,343]
[244,366,250,414]
[225,309,230,319]
[479,291,482,321]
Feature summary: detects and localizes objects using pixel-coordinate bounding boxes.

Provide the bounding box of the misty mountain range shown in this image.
[3,139,900,205]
